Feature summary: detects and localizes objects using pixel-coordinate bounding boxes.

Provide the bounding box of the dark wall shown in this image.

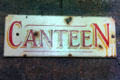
[0,0,120,80]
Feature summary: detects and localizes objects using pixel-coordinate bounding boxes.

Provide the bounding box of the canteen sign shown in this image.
[4,15,116,57]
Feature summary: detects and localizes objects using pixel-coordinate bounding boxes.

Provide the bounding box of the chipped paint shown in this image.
[68,53,72,57]
[64,16,73,25]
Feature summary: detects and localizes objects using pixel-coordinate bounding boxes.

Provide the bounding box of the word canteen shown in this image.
[4,15,116,57]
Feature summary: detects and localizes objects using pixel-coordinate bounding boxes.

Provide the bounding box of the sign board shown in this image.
[4,15,116,57]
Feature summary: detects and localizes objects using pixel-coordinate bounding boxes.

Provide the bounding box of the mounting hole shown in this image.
[23,54,27,57]
[111,34,115,38]
[16,33,19,36]
[99,45,103,49]
[33,32,39,37]
[68,53,72,57]
[26,16,28,18]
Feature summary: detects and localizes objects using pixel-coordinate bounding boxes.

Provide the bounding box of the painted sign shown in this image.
[4,15,116,57]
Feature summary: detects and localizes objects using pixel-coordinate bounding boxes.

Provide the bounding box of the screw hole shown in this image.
[33,32,39,37]
[26,16,28,18]
[23,54,27,57]
[16,33,19,36]
[99,45,103,49]
[111,35,115,38]
[68,53,72,57]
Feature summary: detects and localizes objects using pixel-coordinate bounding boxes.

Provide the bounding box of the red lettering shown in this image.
[82,30,92,47]
[40,30,53,48]
[55,30,68,47]
[69,30,80,48]
[22,30,37,47]
[92,23,109,47]
[8,21,22,48]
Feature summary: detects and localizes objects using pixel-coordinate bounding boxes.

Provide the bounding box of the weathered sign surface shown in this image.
[4,15,116,57]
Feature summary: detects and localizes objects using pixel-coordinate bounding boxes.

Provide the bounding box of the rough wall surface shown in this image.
[0,0,120,80]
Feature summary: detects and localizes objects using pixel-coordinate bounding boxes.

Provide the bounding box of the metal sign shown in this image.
[4,15,116,57]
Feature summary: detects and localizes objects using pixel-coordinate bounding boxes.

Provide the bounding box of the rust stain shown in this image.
[33,31,39,38]
[98,45,103,49]
[111,47,113,57]
[64,16,72,25]
[114,47,117,57]
[22,54,27,57]
[106,48,108,57]
[6,15,14,22]
[68,53,72,57]
[110,17,115,23]
[111,34,115,38]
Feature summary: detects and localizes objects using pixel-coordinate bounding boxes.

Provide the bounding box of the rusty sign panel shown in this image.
[4,15,116,57]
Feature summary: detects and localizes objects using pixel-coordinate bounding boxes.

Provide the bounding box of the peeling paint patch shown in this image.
[64,16,72,25]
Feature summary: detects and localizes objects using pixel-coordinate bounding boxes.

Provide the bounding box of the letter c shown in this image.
[7,21,22,49]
